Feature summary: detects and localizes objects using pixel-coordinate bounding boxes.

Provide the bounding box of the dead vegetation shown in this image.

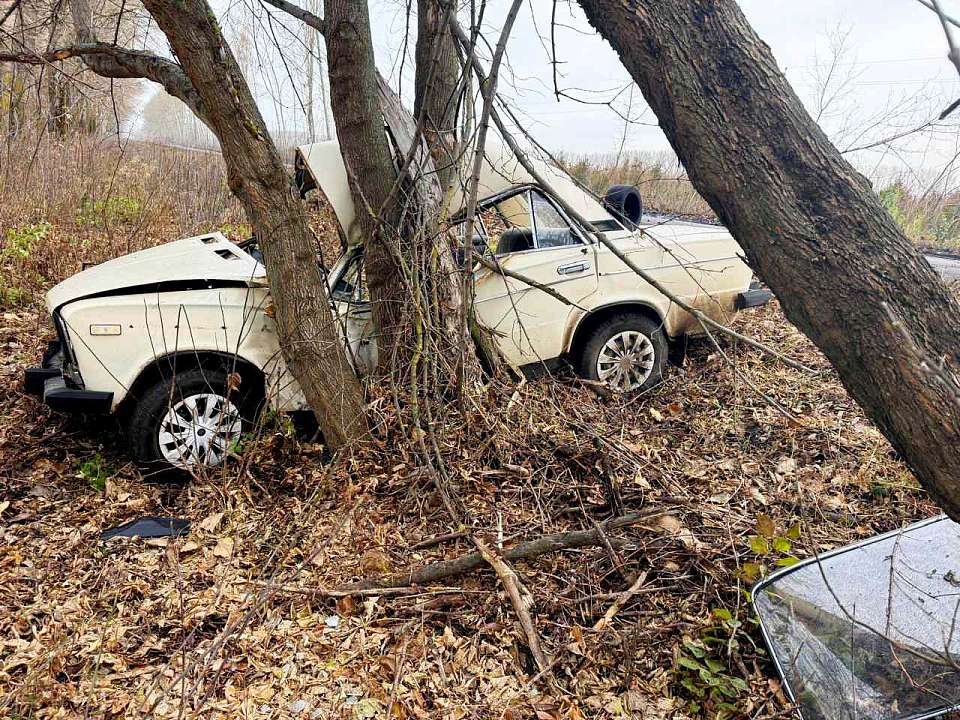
[560,150,960,252]
[0,138,945,719]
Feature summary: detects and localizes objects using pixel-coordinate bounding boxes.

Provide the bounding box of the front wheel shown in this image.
[125,367,261,470]
[576,313,668,393]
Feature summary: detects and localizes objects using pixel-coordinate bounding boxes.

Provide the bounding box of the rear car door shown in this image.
[473,188,598,367]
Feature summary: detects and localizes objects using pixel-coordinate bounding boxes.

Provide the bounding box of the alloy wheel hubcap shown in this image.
[596,330,656,391]
[158,393,242,468]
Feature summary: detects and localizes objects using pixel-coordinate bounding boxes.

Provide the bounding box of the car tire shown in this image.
[125,366,262,472]
[576,313,668,393]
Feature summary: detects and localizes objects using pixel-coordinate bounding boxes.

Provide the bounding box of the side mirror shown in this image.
[602,184,643,225]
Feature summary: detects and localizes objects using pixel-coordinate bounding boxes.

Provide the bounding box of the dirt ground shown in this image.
[0,137,948,719]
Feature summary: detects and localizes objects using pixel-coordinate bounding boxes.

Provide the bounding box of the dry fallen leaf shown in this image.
[359,549,392,573]
[775,457,797,476]
[213,537,234,558]
[198,512,224,533]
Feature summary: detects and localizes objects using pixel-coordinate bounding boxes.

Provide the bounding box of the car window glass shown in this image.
[332,255,368,303]
[531,190,581,248]
[485,192,534,255]
[754,515,960,720]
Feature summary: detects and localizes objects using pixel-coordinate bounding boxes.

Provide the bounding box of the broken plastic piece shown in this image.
[101,516,191,540]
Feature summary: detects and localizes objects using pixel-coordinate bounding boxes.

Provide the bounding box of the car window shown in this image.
[484,193,534,255]
[530,190,582,248]
[332,254,368,303]
[754,515,960,720]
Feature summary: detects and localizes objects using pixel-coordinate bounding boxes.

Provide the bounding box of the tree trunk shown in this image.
[414,0,460,190]
[324,0,408,371]
[577,0,960,517]
[324,0,478,387]
[137,0,366,450]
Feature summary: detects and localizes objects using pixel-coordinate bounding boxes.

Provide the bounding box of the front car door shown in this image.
[329,251,378,374]
[472,188,599,368]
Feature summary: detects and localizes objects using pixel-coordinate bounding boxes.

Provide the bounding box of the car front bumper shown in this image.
[24,340,113,414]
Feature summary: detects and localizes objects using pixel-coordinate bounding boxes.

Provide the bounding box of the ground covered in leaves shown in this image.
[0,296,941,719]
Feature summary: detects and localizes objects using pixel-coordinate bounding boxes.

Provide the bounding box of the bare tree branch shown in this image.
[63,0,207,120]
[915,0,960,33]
[260,0,325,35]
[0,0,22,27]
[929,0,960,78]
[0,39,207,119]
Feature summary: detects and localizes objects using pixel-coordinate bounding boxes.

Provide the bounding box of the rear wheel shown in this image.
[576,313,667,393]
[125,366,261,471]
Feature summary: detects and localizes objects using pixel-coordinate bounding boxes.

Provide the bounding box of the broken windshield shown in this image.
[753,516,960,720]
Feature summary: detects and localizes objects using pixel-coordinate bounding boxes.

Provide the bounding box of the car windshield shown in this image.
[753,516,960,720]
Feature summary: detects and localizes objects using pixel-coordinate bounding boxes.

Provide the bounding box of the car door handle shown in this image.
[557,261,590,275]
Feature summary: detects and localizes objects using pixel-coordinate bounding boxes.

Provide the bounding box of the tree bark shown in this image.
[414,0,460,190]
[129,0,366,449]
[577,0,960,517]
[323,0,407,371]
[324,0,479,386]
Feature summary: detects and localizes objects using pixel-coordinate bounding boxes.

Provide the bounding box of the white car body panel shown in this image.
[40,140,759,414]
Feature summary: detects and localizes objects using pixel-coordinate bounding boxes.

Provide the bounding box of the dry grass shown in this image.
[559,151,714,221]
[0,135,245,308]
[0,133,947,719]
[561,151,960,251]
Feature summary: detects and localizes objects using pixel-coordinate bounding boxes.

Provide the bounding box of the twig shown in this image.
[475,254,587,311]
[592,571,648,632]
[408,530,470,551]
[929,0,960,78]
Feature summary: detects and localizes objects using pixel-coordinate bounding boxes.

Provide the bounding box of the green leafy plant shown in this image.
[0,285,27,307]
[77,195,142,226]
[738,514,801,584]
[3,221,51,259]
[673,609,751,718]
[77,453,114,492]
[217,222,252,239]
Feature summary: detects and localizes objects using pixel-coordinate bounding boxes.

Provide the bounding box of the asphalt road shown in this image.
[925,254,960,282]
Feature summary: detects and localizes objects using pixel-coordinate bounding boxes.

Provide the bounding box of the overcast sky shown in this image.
[138,0,960,184]
[366,0,960,182]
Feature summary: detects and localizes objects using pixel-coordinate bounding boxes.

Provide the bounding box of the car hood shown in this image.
[46,232,266,311]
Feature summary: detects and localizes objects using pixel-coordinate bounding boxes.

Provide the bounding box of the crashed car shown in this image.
[24,140,770,469]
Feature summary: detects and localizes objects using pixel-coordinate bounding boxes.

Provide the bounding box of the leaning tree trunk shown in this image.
[577,0,960,517]
[136,0,366,449]
[324,0,478,387]
[414,0,460,191]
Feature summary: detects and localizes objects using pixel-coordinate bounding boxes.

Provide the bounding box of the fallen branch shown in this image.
[339,510,670,591]
[475,537,551,673]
